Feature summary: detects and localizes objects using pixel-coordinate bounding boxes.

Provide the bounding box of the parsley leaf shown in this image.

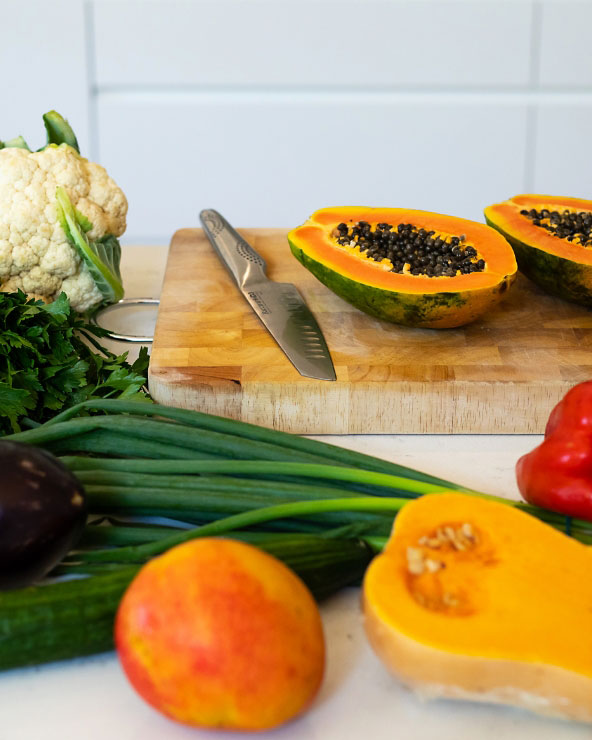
[0,291,150,434]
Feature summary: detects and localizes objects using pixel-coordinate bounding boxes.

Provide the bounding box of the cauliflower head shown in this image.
[0,113,127,312]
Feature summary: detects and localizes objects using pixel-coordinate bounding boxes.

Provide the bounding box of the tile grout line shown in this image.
[84,0,100,162]
[524,0,543,193]
[529,0,543,91]
[92,85,592,98]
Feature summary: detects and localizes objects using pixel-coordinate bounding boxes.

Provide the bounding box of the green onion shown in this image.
[72,468,409,496]
[40,399,474,490]
[75,522,187,548]
[5,401,591,545]
[68,459,586,537]
[8,415,350,465]
[49,431,222,460]
[63,458,478,496]
[58,531,375,601]
[68,497,435,564]
[73,519,376,552]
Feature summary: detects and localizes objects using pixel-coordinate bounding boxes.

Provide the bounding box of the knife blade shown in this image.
[199,209,336,381]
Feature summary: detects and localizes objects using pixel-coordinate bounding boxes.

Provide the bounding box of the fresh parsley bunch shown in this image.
[0,291,150,434]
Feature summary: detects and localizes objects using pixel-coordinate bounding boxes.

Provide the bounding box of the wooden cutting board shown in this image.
[148,228,592,434]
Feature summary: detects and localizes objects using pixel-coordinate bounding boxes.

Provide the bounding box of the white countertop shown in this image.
[1,246,588,740]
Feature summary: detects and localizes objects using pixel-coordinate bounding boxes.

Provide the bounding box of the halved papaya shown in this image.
[288,207,517,329]
[485,194,592,308]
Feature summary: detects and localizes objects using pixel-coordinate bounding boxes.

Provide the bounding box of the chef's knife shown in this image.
[199,209,336,381]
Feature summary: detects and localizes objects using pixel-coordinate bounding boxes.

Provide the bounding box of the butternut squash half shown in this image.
[362,493,592,723]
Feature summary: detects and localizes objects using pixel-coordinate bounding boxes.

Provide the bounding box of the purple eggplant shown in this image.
[0,441,87,589]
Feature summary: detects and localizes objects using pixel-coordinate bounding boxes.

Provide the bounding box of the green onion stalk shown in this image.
[5,399,591,559]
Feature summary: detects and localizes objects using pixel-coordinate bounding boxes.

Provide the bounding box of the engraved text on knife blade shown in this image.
[247,288,330,361]
[247,291,270,315]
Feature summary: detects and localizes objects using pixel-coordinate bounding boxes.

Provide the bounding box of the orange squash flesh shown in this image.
[363,493,592,723]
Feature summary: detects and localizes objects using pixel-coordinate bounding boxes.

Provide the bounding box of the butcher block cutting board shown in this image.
[148,228,592,434]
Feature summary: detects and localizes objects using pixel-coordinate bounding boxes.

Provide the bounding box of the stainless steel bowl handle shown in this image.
[92,298,160,343]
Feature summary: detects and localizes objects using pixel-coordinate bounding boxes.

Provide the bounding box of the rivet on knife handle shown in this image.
[200,209,266,289]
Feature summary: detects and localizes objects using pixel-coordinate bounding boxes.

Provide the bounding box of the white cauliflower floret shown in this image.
[0,141,127,312]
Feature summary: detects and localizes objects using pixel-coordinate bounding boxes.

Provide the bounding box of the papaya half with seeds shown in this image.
[362,493,592,723]
[288,207,517,329]
[485,194,592,308]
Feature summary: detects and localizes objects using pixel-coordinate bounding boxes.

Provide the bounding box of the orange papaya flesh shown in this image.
[288,207,517,329]
[485,194,592,307]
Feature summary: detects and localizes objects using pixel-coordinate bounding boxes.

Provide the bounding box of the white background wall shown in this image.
[1,0,591,244]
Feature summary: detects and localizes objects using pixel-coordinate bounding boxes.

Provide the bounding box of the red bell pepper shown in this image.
[516,380,592,521]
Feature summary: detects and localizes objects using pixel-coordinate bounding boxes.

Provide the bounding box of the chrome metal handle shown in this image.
[199,209,267,288]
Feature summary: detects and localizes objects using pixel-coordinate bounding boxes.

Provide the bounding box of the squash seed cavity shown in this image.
[405,522,481,616]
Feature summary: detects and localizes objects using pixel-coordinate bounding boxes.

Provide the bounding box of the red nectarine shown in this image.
[115,537,326,731]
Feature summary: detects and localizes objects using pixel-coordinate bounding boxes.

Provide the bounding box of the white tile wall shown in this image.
[2,0,592,244]
[533,101,592,197]
[539,1,592,86]
[0,0,89,151]
[93,1,532,88]
[98,93,528,239]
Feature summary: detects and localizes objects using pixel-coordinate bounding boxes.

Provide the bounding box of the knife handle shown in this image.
[199,209,267,289]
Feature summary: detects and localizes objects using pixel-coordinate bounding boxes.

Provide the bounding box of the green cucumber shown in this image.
[0,535,374,671]
[0,567,139,670]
